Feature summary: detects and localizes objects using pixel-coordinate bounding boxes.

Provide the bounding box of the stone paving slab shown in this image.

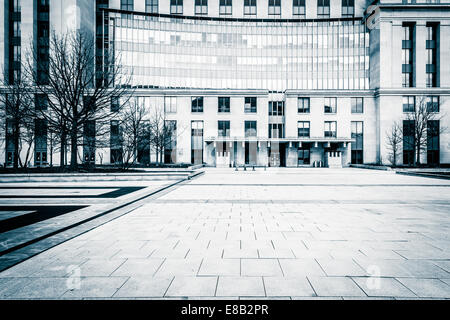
[0,168,449,299]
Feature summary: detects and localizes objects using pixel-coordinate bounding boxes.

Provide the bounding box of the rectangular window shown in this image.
[191,120,203,164]
[110,120,122,163]
[245,121,257,137]
[298,97,310,113]
[426,96,439,113]
[13,45,20,62]
[351,121,363,164]
[403,120,415,165]
[145,0,158,13]
[324,121,337,138]
[35,94,48,111]
[13,21,20,37]
[317,0,330,18]
[427,120,439,165]
[218,120,230,137]
[269,101,284,116]
[269,123,284,138]
[120,0,134,10]
[111,96,120,112]
[171,0,183,14]
[293,0,306,17]
[165,96,177,113]
[219,0,232,15]
[83,120,96,164]
[244,97,257,113]
[341,0,354,18]
[324,97,337,114]
[191,96,204,113]
[297,121,310,138]
[351,98,364,113]
[402,96,415,113]
[34,119,48,166]
[298,144,310,165]
[195,0,207,14]
[244,0,256,15]
[12,0,21,12]
[218,97,230,113]
[268,0,281,16]
[426,23,439,88]
[402,23,415,88]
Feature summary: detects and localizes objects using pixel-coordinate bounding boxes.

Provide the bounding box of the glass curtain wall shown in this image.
[107,12,369,91]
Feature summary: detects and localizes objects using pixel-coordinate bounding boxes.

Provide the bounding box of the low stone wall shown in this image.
[0,171,202,183]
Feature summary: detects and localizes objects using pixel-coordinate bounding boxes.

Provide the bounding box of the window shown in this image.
[110,120,122,163]
[245,121,257,137]
[269,123,284,138]
[427,120,440,165]
[324,121,337,137]
[191,120,204,164]
[402,23,415,88]
[317,0,330,17]
[219,0,232,15]
[342,0,354,18]
[426,23,439,88]
[426,96,439,113]
[293,0,305,17]
[120,0,133,10]
[298,121,310,138]
[171,0,183,14]
[351,121,363,164]
[35,94,48,111]
[268,0,281,16]
[218,120,230,137]
[244,0,256,15]
[111,96,120,112]
[191,96,204,112]
[145,0,158,13]
[83,120,96,163]
[13,46,20,62]
[402,96,415,112]
[269,101,284,116]
[298,97,310,113]
[244,97,257,113]
[165,96,177,113]
[324,97,337,114]
[34,119,48,166]
[12,0,20,12]
[13,21,20,37]
[403,120,415,165]
[298,145,310,165]
[351,98,363,113]
[218,97,230,113]
[195,0,207,14]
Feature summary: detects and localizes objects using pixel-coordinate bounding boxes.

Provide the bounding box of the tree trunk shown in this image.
[13,122,20,169]
[60,134,66,168]
[70,130,78,170]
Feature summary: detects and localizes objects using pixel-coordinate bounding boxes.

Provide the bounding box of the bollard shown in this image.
[252,166,255,171]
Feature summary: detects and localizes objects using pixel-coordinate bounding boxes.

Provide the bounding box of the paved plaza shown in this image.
[0,168,450,299]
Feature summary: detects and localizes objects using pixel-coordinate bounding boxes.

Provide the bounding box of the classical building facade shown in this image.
[1,0,449,167]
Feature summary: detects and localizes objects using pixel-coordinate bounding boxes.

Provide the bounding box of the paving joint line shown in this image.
[0,170,204,272]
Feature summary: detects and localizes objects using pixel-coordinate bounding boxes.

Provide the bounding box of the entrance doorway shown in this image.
[245,142,257,165]
[268,142,286,167]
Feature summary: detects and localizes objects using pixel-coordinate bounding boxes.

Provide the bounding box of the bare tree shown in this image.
[385,121,402,167]
[23,30,132,170]
[0,72,34,169]
[117,99,151,170]
[402,96,446,166]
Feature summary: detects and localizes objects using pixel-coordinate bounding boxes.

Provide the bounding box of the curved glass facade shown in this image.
[108,12,370,91]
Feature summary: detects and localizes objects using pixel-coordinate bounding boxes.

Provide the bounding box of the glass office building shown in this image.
[108,11,369,91]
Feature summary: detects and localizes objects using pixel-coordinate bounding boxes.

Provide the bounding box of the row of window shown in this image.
[402,96,440,113]
[214,120,343,138]
[402,22,440,88]
[186,97,365,114]
[121,0,355,17]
